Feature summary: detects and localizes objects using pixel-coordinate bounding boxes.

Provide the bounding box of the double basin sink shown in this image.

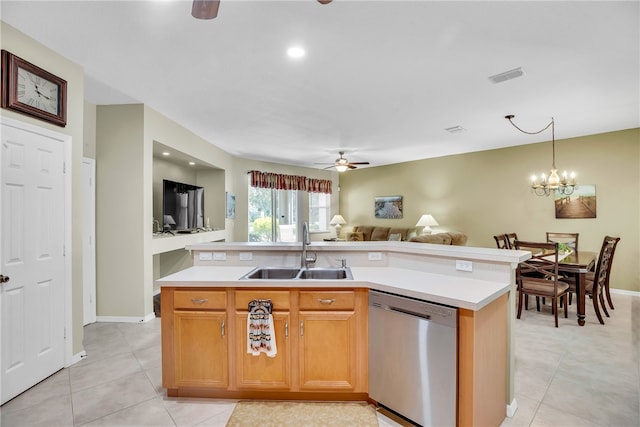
[241,266,353,280]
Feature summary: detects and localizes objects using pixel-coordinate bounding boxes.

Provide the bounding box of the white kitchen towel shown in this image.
[247,301,277,357]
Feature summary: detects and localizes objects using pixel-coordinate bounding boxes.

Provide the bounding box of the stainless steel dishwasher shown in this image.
[369,290,457,427]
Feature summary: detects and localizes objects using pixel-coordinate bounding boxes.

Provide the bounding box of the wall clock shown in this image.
[1,50,67,127]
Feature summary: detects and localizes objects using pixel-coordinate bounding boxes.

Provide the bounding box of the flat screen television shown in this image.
[162,179,204,232]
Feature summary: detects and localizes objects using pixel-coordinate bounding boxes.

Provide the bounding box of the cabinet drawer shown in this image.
[299,291,355,310]
[174,290,227,310]
[235,290,290,311]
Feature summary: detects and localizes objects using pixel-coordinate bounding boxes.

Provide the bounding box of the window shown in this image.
[309,192,330,233]
[248,186,298,242]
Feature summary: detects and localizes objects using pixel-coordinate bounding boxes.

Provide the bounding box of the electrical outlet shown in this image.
[239,252,253,261]
[368,252,383,261]
[198,252,213,261]
[456,260,473,272]
[213,252,227,261]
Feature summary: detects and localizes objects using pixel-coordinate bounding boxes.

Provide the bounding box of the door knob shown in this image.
[0,275,9,283]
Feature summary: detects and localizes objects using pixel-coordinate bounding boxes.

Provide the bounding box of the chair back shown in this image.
[505,233,518,249]
[514,240,561,287]
[593,236,621,294]
[493,234,508,249]
[546,232,579,252]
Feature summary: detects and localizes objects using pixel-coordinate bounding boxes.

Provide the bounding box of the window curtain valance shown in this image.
[249,170,333,194]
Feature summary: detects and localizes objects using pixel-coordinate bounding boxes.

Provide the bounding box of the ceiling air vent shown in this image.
[488,67,525,84]
[445,125,466,134]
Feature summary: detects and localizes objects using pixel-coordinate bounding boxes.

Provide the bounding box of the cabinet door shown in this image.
[235,312,291,389]
[299,311,357,390]
[174,311,228,388]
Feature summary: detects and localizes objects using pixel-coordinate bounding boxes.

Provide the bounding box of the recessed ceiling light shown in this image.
[287,46,305,59]
[189,161,195,166]
[162,151,170,156]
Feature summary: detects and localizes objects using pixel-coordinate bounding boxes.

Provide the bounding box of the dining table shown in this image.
[558,250,597,326]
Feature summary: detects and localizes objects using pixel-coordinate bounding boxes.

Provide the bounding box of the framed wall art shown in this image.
[226,192,236,219]
[554,185,596,219]
[374,195,403,219]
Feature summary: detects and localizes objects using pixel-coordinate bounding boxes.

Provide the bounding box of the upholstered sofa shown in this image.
[345,225,467,246]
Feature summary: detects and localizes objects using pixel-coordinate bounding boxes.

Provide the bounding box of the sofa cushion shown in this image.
[353,226,375,241]
[371,227,391,241]
[409,233,452,245]
[444,231,468,246]
[346,231,364,241]
[388,233,402,241]
[389,227,414,241]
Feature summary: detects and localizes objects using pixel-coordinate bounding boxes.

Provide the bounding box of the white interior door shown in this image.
[82,158,96,325]
[1,121,66,405]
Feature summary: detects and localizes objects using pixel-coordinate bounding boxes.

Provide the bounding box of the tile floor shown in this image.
[1,293,638,427]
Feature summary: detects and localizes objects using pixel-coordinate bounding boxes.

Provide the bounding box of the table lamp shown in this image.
[416,214,438,235]
[330,215,347,238]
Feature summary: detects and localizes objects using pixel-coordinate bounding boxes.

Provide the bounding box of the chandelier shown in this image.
[505,115,577,196]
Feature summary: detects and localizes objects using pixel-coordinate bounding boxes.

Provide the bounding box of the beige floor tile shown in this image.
[0,369,70,414]
[80,396,175,427]
[70,351,143,392]
[162,397,237,427]
[72,371,158,425]
[0,393,74,427]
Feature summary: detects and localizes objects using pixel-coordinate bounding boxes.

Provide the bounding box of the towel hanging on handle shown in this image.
[247,299,277,357]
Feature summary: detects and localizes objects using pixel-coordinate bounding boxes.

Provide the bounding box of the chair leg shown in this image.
[536,297,540,312]
[605,282,615,310]
[600,293,609,318]
[564,295,568,318]
[593,290,605,325]
[517,290,524,319]
[553,297,559,328]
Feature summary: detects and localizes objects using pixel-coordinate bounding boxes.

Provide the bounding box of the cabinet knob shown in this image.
[318,298,336,305]
[0,275,9,284]
[191,298,209,304]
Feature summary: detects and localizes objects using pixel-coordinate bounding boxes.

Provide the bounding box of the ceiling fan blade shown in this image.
[317,0,333,4]
[348,162,370,165]
[192,0,220,19]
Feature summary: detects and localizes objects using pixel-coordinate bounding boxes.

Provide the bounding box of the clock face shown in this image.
[17,66,59,115]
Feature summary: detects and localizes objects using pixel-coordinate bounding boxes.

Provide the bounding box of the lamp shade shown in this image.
[164,215,176,226]
[330,215,346,225]
[416,214,438,227]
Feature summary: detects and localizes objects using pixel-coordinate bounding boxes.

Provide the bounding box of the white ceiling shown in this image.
[1,1,638,170]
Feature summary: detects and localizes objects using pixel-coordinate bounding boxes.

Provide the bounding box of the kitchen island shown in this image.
[157,241,529,426]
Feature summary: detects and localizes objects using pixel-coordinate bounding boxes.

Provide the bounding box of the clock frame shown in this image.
[1,50,67,127]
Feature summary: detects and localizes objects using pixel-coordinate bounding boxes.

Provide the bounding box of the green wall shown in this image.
[339,128,640,292]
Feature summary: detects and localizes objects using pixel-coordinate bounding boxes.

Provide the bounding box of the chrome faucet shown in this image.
[301,222,317,269]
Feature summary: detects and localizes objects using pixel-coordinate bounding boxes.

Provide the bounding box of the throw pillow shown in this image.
[388,233,402,241]
[347,231,364,241]
[371,227,391,241]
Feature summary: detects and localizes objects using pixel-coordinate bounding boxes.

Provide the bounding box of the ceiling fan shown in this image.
[315,151,370,172]
[192,0,332,20]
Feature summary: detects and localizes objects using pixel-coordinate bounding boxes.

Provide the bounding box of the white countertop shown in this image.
[156,265,512,311]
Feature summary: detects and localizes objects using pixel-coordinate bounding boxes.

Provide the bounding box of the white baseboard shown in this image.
[610,288,640,297]
[506,398,518,417]
[66,350,87,367]
[97,312,156,323]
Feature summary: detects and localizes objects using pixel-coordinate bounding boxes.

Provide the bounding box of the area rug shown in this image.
[226,401,379,427]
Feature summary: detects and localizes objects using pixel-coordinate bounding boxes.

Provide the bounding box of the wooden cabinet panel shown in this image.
[235,290,290,311]
[174,290,227,310]
[299,290,355,310]
[235,312,291,389]
[299,311,357,390]
[174,311,228,388]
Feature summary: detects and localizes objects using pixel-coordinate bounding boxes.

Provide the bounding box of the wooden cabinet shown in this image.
[162,287,368,398]
[298,290,368,392]
[173,311,228,388]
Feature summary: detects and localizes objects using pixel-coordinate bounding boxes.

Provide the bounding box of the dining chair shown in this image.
[546,232,579,252]
[514,240,569,327]
[493,234,508,249]
[505,233,518,249]
[566,236,620,324]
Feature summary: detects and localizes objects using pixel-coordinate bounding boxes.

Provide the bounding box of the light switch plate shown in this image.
[198,252,213,261]
[213,252,227,261]
[239,252,253,261]
[456,260,473,272]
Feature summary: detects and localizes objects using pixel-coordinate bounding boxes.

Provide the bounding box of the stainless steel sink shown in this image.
[297,267,353,280]
[240,267,353,280]
[241,267,301,280]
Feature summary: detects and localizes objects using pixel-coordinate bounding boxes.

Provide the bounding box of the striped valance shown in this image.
[249,170,333,194]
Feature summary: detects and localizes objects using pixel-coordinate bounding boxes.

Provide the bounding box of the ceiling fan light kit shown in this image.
[315,151,370,172]
[192,0,220,19]
[505,114,577,197]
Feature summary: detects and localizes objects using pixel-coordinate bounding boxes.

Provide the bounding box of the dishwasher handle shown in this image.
[372,302,431,321]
